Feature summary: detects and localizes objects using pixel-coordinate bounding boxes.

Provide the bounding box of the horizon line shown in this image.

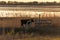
[0,1,59,3]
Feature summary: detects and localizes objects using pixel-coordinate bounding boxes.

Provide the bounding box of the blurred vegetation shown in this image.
[0,1,60,6]
[3,24,59,36]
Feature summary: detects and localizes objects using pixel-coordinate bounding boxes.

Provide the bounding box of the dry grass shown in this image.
[0,34,60,40]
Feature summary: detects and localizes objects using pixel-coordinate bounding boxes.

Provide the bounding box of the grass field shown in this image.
[0,33,60,40]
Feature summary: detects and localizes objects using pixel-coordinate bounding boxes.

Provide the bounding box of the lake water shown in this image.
[0,7,60,18]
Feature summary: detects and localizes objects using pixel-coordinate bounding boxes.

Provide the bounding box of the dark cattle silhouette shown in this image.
[21,19,34,26]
